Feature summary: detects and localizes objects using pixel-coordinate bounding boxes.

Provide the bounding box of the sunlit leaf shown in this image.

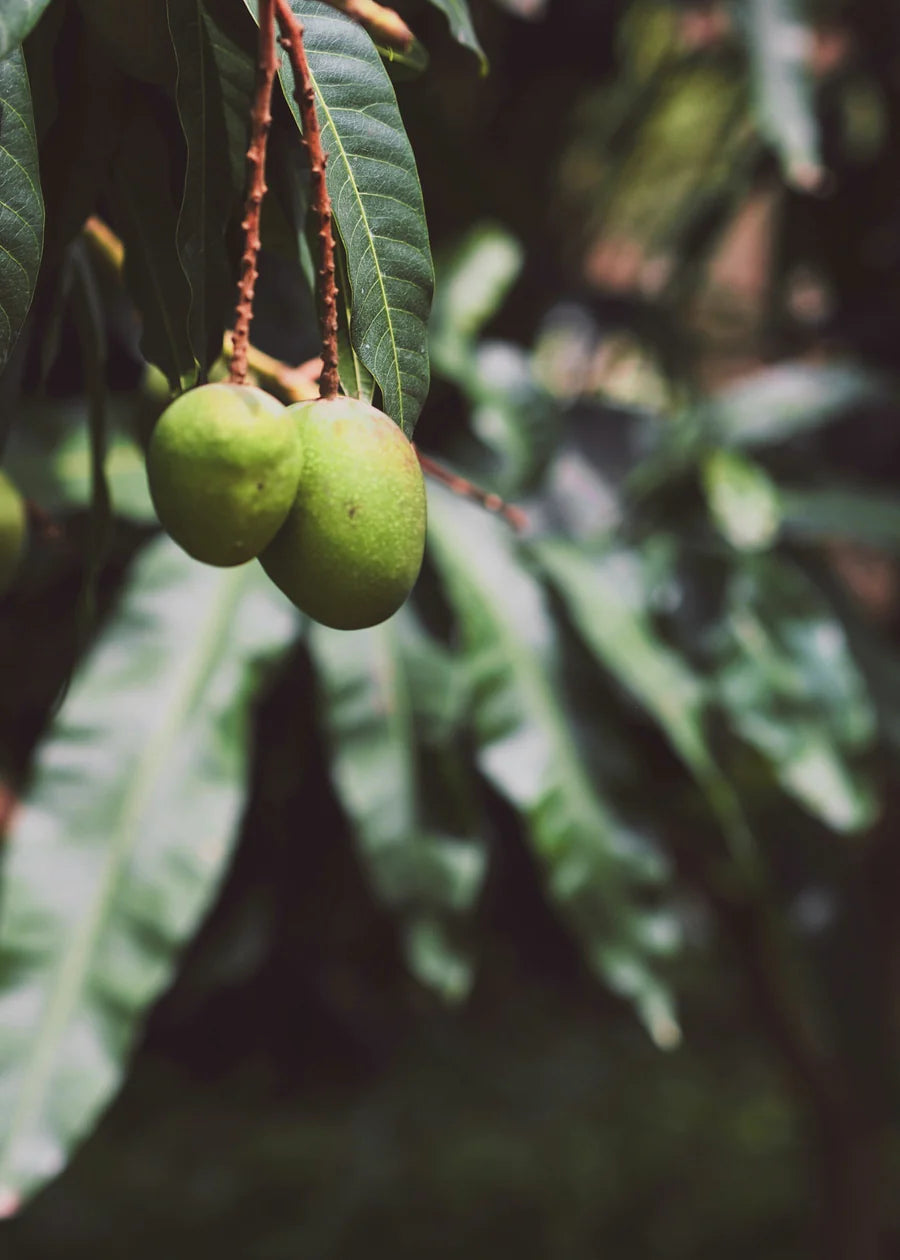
[702,449,781,552]
[431,224,523,376]
[742,0,823,188]
[428,487,680,1045]
[0,540,297,1211]
[702,362,893,448]
[0,47,43,377]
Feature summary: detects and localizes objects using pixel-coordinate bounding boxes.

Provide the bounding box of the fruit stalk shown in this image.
[415,452,529,532]
[275,0,340,400]
[229,0,279,387]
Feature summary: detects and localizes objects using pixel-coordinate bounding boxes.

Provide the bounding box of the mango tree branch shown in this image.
[230,0,278,386]
[415,452,528,532]
[275,0,340,400]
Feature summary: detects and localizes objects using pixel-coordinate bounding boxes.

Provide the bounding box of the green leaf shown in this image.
[250,0,434,435]
[714,557,878,833]
[0,47,43,377]
[168,0,250,378]
[0,1,54,57]
[780,487,900,553]
[428,487,680,1045]
[0,540,297,1211]
[702,449,781,552]
[108,111,197,392]
[431,224,523,377]
[536,539,758,874]
[742,0,823,188]
[309,609,486,1002]
[702,362,892,448]
[422,0,486,70]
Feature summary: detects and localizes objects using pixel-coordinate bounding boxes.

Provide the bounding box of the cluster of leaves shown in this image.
[2,0,900,1231]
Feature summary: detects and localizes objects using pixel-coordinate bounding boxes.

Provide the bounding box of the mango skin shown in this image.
[147,383,303,568]
[260,397,426,630]
[0,472,26,594]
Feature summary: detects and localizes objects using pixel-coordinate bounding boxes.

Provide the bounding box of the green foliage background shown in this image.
[2,0,900,1254]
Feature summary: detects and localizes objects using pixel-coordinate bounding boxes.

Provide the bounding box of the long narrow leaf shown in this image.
[0,539,296,1212]
[422,0,486,69]
[310,609,486,1001]
[428,488,679,1044]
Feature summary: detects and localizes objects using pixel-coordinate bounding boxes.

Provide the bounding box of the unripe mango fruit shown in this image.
[0,472,26,594]
[260,397,426,630]
[147,383,303,567]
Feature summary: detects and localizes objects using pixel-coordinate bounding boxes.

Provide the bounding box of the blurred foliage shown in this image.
[3,0,900,1255]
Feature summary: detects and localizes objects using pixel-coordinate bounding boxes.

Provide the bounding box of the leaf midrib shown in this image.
[0,564,247,1187]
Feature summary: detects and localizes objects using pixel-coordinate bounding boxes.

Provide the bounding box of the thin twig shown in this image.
[275,0,340,400]
[416,452,528,532]
[230,0,278,386]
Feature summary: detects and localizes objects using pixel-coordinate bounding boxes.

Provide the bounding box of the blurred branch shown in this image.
[324,0,414,50]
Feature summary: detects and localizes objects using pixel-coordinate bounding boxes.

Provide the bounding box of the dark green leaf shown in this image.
[0,0,54,58]
[109,111,201,391]
[0,541,296,1211]
[428,487,680,1044]
[168,0,250,378]
[249,0,434,434]
[780,487,900,553]
[422,0,486,69]
[0,47,43,377]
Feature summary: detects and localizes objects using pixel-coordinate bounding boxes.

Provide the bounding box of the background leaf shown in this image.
[0,539,297,1212]
[0,46,43,377]
[428,488,680,1045]
[253,0,434,434]
[108,112,197,392]
[167,0,251,379]
[422,0,486,70]
[310,609,486,1001]
[0,0,54,58]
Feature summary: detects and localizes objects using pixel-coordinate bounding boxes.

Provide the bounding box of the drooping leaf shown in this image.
[309,609,486,1002]
[421,0,486,70]
[108,112,197,392]
[780,487,900,553]
[247,0,434,434]
[0,540,297,1212]
[713,557,878,833]
[167,0,251,378]
[428,487,680,1045]
[0,46,43,377]
[0,0,54,58]
[701,362,893,448]
[536,539,757,873]
[742,0,823,188]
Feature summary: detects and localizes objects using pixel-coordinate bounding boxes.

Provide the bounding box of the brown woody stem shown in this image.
[275,0,340,400]
[416,452,528,531]
[325,0,414,50]
[230,0,278,386]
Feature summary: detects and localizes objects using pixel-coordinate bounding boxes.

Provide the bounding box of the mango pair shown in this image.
[147,384,426,630]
